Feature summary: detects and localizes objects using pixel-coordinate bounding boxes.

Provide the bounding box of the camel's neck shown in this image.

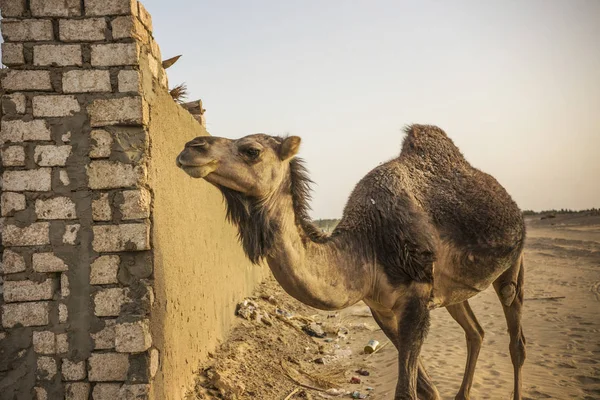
[263,193,369,310]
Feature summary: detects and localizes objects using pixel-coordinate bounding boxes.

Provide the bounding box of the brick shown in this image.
[92,223,150,252]
[61,273,70,297]
[2,93,26,114]
[37,356,57,380]
[35,197,77,220]
[1,70,52,91]
[34,44,82,66]
[93,288,129,316]
[59,303,68,323]
[62,359,87,381]
[63,383,89,400]
[3,279,54,302]
[90,255,120,285]
[1,19,53,41]
[149,38,161,62]
[137,2,152,31]
[1,145,25,166]
[117,70,140,93]
[1,42,24,65]
[33,331,56,354]
[115,319,151,353]
[63,70,111,93]
[3,222,50,246]
[33,95,80,117]
[92,383,121,399]
[0,120,51,144]
[33,252,68,272]
[91,43,138,66]
[90,129,113,158]
[92,193,111,221]
[88,96,147,126]
[3,169,51,191]
[150,348,159,378]
[1,249,26,274]
[111,15,146,42]
[66,382,90,400]
[88,352,130,381]
[34,145,72,166]
[85,0,136,16]
[159,68,168,89]
[56,333,68,353]
[0,0,26,17]
[1,301,49,327]
[92,319,116,349]
[34,387,47,400]
[63,224,80,244]
[1,192,26,216]
[147,55,159,79]
[120,189,150,219]
[87,160,145,189]
[120,384,150,400]
[31,0,80,16]
[59,18,106,41]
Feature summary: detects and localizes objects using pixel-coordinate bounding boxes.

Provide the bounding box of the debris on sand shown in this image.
[303,322,327,338]
[235,299,274,327]
[201,368,246,398]
[191,279,374,399]
[281,360,341,392]
[363,340,379,354]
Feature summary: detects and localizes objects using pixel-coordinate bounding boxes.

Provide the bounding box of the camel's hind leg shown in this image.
[446,300,484,400]
[493,255,526,400]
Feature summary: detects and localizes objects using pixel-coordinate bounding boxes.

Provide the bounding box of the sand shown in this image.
[191,213,600,399]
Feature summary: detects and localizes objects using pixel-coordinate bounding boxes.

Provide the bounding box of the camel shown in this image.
[176,125,526,400]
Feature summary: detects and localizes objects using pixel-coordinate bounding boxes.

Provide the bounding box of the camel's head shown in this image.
[176,134,301,198]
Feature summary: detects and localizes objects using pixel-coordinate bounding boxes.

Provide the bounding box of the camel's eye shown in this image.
[242,147,261,160]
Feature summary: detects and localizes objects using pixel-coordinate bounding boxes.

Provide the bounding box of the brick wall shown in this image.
[0,1,261,399]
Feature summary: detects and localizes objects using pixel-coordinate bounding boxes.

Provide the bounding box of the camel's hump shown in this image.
[400,124,467,168]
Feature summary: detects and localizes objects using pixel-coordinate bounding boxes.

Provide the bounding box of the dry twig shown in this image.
[283,387,301,400]
[169,83,188,103]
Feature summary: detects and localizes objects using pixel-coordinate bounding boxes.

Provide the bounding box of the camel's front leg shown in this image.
[393,283,432,400]
[369,307,440,400]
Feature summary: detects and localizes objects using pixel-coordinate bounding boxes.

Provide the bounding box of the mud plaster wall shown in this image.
[0,1,265,399]
[146,85,267,400]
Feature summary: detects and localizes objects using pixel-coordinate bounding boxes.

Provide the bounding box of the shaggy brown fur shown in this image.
[400,125,525,257]
[218,151,327,264]
[219,125,524,286]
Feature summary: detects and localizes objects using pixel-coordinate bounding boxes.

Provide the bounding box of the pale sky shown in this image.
[142,0,599,218]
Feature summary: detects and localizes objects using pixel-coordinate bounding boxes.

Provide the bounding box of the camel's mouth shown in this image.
[176,157,218,179]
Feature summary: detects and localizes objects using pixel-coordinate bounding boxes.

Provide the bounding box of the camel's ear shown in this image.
[279,136,301,160]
